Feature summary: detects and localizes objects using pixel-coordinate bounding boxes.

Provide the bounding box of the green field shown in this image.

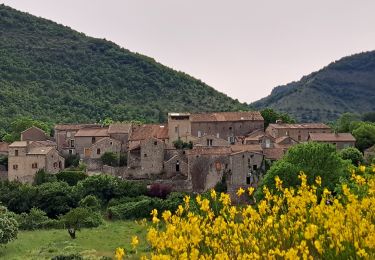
[0,221,149,260]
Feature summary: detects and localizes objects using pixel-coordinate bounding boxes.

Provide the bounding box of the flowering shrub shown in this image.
[116,166,375,259]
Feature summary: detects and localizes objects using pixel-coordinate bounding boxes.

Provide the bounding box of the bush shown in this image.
[101,152,127,167]
[0,206,19,245]
[78,195,101,211]
[33,169,57,185]
[51,254,83,260]
[15,207,49,230]
[56,171,87,186]
[339,147,364,165]
[107,199,155,220]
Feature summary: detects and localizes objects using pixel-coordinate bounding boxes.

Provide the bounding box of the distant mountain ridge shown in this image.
[0,4,247,134]
[252,51,375,122]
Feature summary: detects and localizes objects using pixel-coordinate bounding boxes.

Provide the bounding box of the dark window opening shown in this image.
[32,163,38,169]
[246,176,251,184]
[15,150,19,156]
[97,148,101,155]
[253,165,258,171]
[154,141,158,145]
[92,137,96,144]
[144,153,147,157]
[176,161,180,172]
[13,165,18,170]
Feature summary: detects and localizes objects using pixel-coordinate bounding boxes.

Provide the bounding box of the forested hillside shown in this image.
[252,51,375,122]
[0,5,247,135]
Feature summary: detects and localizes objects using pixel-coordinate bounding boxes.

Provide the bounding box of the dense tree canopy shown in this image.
[0,4,248,137]
[0,206,18,245]
[255,142,350,200]
[260,108,295,128]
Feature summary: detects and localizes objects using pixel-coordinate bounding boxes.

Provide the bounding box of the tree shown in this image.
[362,112,375,122]
[101,152,119,167]
[339,147,364,166]
[75,175,118,203]
[2,117,51,143]
[334,113,361,132]
[56,171,87,186]
[0,206,18,245]
[78,195,101,211]
[35,182,77,218]
[33,169,57,185]
[255,142,350,200]
[261,108,295,128]
[352,122,375,152]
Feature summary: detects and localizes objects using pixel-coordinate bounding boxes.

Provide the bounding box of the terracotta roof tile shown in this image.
[27,146,54,155]
[75,127,109,137]
[268,123,331,129]
[231,144,263,152]
[309,133,356,142]
[129,124,168,141]
[187,146,232,156]
[263,148,287,160]
[108,123,132,134]
[190,111,263,122]
[55,124,99,131]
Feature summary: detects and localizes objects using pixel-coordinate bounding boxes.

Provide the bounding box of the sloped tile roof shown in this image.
[268,123,331,129]
[54,124,99,131]
[0,142,9,152]
[190,111,263,122]
[186,146,232,156]
[129,124,168,141]
[230,144,263,153]
[263,148,286,160]
[309,133,356,142]
[75,127,109,137]
[108,123,132,134]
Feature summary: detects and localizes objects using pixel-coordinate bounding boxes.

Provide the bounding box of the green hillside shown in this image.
[252,51,375,122]
[0,4,247,134]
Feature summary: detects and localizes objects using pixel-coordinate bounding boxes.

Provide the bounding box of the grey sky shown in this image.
[2,1,375,103]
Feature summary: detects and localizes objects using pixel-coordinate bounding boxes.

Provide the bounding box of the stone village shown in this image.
[0,111,357,199]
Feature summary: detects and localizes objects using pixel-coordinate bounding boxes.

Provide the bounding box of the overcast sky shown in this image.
[2,1,375,103]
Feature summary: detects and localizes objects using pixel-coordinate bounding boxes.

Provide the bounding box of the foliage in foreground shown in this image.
[119,166,375,259]
[0,205,18,245]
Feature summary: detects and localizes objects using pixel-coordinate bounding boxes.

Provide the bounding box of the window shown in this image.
[97,148,101,155]
[13,165,18,170]
[53,162,57,168]
[175,126,179,134]
[144,153,147,157]
[298,135,301,141]
[229,136,235,144]
[15,150,18,156]
[246,176,251,184]
[176,160,180,172]
[154,141,158,146]
[69,149,73,155]
[110,141,113,145]
[198,131,202,137]
[70,139,75,147]
[59,161,62,169]
[32,163,38,169]
[229,127,233,130]
[92,137,96,143]
[207,139,213,146]
[253,165,258,171]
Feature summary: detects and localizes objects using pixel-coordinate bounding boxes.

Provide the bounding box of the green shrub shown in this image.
[65,155,80,168]
[33,169,57,185]
[78,195,101,211]
[62,207,103,229]
[56,171,87,186]
[339,147,364,165]
[107,199,154,220]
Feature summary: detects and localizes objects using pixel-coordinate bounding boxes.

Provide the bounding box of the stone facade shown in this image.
[21,126,49,142]
[308,133,356,150]
[8,141,64,183]
[89,137,122,159]
[193,135,229,147]
[266,123,331,142]
[227,151,264,198]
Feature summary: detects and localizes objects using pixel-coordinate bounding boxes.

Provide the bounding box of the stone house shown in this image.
[74,127,109,158]
[167,111,264,144]
[8,141,65,183]
[187,147,232,192]
[0,142,9,156]
[192,134,229,147]
[227,150,264,201]
[108,123,132,152]
[89,137,122,159]
[163,149,189,179]
[54,124,99,157]
[266,122,331,142]
[21,126,49,142]
[308,133,356,150]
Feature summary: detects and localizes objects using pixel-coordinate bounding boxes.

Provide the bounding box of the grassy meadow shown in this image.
[0,221,149,260]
